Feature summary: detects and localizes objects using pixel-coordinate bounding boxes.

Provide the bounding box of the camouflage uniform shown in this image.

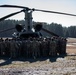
[41,39,48,57]
[49,38,57,56]
[39,39,42,57]
[17,39,23,57]
[61,38,67,54]
[21,40,27,58]
[0,40,1,56]
[4,38,10,57]
[57,38,62,55]
[32,39,40,59]
[0,40,6,57]
[9,39,18,58]
[26,39,32,58]
[64,39,67,54]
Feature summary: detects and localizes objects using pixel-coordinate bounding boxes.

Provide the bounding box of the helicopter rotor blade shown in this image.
[34,9,76,17]
[42,28,59,37]
[0,5,76,17]
[0,5,29,9]
[0,10,23,21]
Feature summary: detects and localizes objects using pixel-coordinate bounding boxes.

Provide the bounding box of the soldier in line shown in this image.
[32,38,40,59]
[25,38,32,58]
[21,39,28,58]
[56,37,67,55]
[56,37,62,55]
[49,37,57,56]
[39,38,43,57]
[0,38,2,56]
[61,38,67,54]
[64,38,67,54]
[40,38,48,57]
[0,38,6,57]
[37,39,41,58]
[15,39,22,57]
[4,38,10,57]
[9,39,18,58]
[0,36,67,59]
[45,38,50,57]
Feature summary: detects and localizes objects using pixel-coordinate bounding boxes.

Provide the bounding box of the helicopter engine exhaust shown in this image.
[34,23,42,32]
[15,24,23,32]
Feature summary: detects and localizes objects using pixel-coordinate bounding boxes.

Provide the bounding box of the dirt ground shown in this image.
[66,38,76,54]
[0,38,76,75]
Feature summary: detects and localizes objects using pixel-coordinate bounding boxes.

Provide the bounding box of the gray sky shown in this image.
[0,0,76,27]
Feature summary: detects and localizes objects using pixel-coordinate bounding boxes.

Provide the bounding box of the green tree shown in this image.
[68,26,76,38]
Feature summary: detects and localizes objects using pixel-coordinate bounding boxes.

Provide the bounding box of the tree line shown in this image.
[0,20,76,38]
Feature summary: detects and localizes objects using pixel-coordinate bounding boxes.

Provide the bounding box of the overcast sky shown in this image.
[0,0,76,27]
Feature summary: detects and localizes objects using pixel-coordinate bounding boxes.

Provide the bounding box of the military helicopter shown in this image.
[0,5,76,39]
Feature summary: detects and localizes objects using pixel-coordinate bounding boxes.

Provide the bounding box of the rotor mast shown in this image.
[24,9,33,32]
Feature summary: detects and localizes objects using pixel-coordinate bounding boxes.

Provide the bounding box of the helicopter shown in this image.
[0,5,76,39]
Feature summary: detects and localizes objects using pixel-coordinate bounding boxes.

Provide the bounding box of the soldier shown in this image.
[39,38,43,57]
[57,37,62,55]
[4,38,10,57]
[37,38,41,57]
[9,38,18,59]
[61,38,67,54]
[0,38,6,57]
[32,38,37,59]
[26,38,32,58]
[0,38,1,56]
[32,38,40,59]
[40,38,48,57]
[64,38,67,54]
[21,39,27,58]
[15,39,22,58]
[49,38,52,56]
[49,37,57,56]
[45,37,51,57]
[45,38,50,57]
